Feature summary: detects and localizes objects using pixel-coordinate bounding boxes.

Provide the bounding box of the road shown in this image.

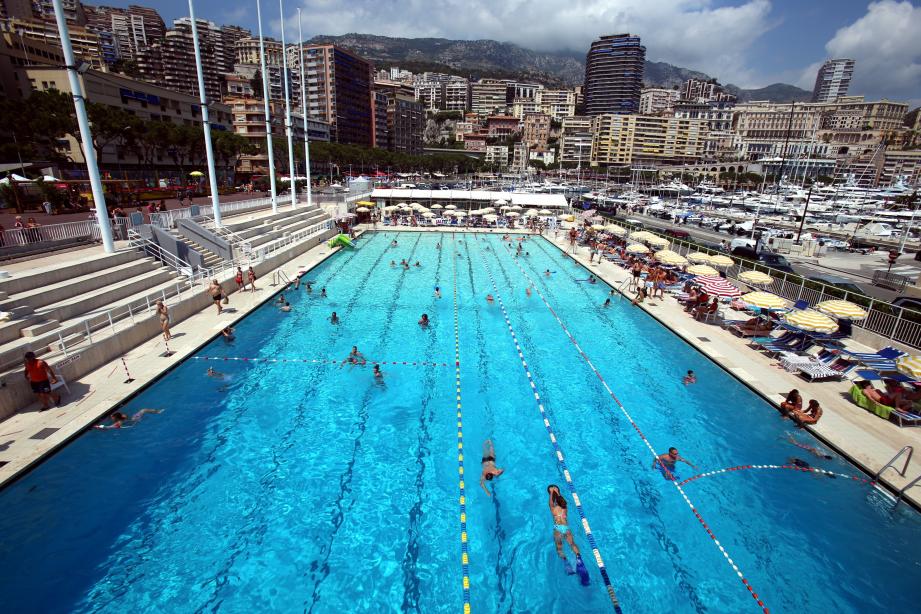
[609,211,919,302]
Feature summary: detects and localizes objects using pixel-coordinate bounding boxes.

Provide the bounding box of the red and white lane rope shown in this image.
[678,464,876,488]
[191,356,449,367]
[478,251,624,613]
[499,245,770,614]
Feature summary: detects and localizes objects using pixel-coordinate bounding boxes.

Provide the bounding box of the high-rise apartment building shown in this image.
[680,78,735,103]
[161,18,223,101]
[590,114,707,166]
[559,116,593,165]
[83,4,165,65]
[471,79,509,117]
[386,93,424,154]
[232,37,286,102]
[2,16,107,68]
[523,112,550,148]
[639,87,679,115]
[294,43,372,146]
[584,34,644,116]
[811,59,855,103]
[0,0,33,20]
[32,0,85,24]
[536,88,576,120]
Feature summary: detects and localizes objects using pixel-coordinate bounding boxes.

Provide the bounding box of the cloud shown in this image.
[286,0,775,86]
[820,0,921,102]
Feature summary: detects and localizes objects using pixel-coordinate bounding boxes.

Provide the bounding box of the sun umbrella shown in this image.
[707,254,734,268]
[625,244,650,254]
[422,211,436,218]
[509,205,522,210]
[495,199,508,205]
[356,200,374,206]
[382,206,396,212]
[189,170,204,177]
[738,270,774,286]
[655,250,688,266]
[397,202,408,207]
[398,204,410,210]
[695,275,742,298]
[558,214,574,222]
[356,206,369,212]
[445,204,457,210]
[686,252,711,264]
[629,231,654,241]
[431,204,443,209]
[480,207,495,214]
[688,264,719,276]
[646,236,670,248]
[783,309,838,333]
[741,291,789,310]
[815,300,868,321]
[506,211,520,217]
[410,202,421,208]
[484,214,498,221]
[538,209,553,215]
[895,355,921,379]
[524,209,538,217]
[591,224,605,230]
[604,224,626,236]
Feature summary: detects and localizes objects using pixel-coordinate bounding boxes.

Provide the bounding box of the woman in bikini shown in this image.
[156,299,171,341]
[479,439,504,496]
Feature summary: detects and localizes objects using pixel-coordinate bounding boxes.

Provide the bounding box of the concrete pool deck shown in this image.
[1,225,919,510]
[0,235,348,487]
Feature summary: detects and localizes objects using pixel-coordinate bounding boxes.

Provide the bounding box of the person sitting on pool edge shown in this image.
[479,439,504,496]
[790,399,822,426]
[547,485,589,584]
[780,389,802,415]
[653,447,695,480]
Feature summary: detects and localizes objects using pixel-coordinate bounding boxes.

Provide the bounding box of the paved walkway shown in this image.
[0,237,344,486]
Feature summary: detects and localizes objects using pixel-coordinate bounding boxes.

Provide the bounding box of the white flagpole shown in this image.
[279,0,296,207]
[297,8,313,207]
[256,0,278,212]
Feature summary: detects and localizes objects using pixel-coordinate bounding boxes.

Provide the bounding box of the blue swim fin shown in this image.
[563,557,576,575]
[575,556,590,586]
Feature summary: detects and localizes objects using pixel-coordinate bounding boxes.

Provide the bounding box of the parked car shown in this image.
[892,296,921,312]
[731,245,797,273]
[664,228,690,239]
[806,274,866,295]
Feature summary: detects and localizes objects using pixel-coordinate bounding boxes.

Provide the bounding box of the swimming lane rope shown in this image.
[477,249,624,613]
[677,464,877,488]
[496,242,770,614]
[453,239,473,614]
[191,356,450,367]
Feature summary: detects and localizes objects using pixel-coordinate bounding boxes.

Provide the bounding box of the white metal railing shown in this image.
[249,218,333,264]
[604,215,921,350]
[149,195,276,229]
[0,219,101,248]
[125,229,207,284]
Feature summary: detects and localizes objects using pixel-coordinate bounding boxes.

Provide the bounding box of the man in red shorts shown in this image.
[23,351,61,410]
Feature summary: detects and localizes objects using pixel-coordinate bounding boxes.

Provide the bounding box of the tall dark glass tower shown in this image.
[584,34,645,116]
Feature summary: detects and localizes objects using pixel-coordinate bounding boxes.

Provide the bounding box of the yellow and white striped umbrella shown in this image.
[646,236,670,248]
[687,252,711,264]
[591,224,605,230]
[741,291,788,310]
[687,264,719,276]
[629,230,655,241]
[707,254,734,268]
[783,309,838,333]
[896,355,921,379]
[655,250,688,266]
[815,300,868,321]
[625,243,650,254]
[604,224,626,235]
[738,270,774,286]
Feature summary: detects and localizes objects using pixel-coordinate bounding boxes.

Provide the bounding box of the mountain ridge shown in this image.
[307,33,812,103]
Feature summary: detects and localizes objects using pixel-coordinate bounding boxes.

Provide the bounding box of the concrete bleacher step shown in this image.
[0,250,137,296]
[21,320,59,337]
[244,211,328,249]
[0,258,159,313]
[34,268,177,324]
[0,271,184,372]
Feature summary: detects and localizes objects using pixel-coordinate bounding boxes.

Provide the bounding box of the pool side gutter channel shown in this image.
[0,233,358,492]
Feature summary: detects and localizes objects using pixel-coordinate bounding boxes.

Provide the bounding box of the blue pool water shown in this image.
[1,230,920,613]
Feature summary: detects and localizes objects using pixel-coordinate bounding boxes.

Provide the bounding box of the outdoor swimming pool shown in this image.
[1,230,920,613]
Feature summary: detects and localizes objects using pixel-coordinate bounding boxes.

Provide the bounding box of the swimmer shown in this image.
[479,439,504,496]
[786,434,833,459]
[414,261,421,267]
[280,301,292,312]
[589,276,597,284]
[391,239,398,247]
[526,285,532,297]
[320,287,327,298]
[436,242,441,249]
[206,367,225,379]
[525,252,529,256]
[330,311,340,324]
[341,346,366,368]
[544,269,551,276]
[277,294,287,304]
[603,298,611,307]
[547,485,589,583]
[683,370,696,385]
[419,313,429,327]
[486,294,495,304]
[653,447,695,480]
[457,252,464,259]
[94,408,163,429]
[306,281,313,293]
[434,286,442,299]
[390,260,396,267]
[221,326,235,340]
[789,457,811,469]
[373,364,384,382]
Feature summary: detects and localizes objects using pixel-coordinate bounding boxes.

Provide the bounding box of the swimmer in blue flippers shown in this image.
[547,484,590,585]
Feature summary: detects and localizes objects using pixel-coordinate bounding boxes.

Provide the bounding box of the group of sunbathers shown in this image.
[857,379,921,410]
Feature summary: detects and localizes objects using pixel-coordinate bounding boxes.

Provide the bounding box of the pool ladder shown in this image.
[616,277,631,300]
[272,270,293,287]
[875,446,921,506]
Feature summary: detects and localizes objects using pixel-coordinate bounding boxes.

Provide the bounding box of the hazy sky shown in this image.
[102,0,920,101]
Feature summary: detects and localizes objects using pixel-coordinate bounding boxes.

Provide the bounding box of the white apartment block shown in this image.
[640,87,679,114]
